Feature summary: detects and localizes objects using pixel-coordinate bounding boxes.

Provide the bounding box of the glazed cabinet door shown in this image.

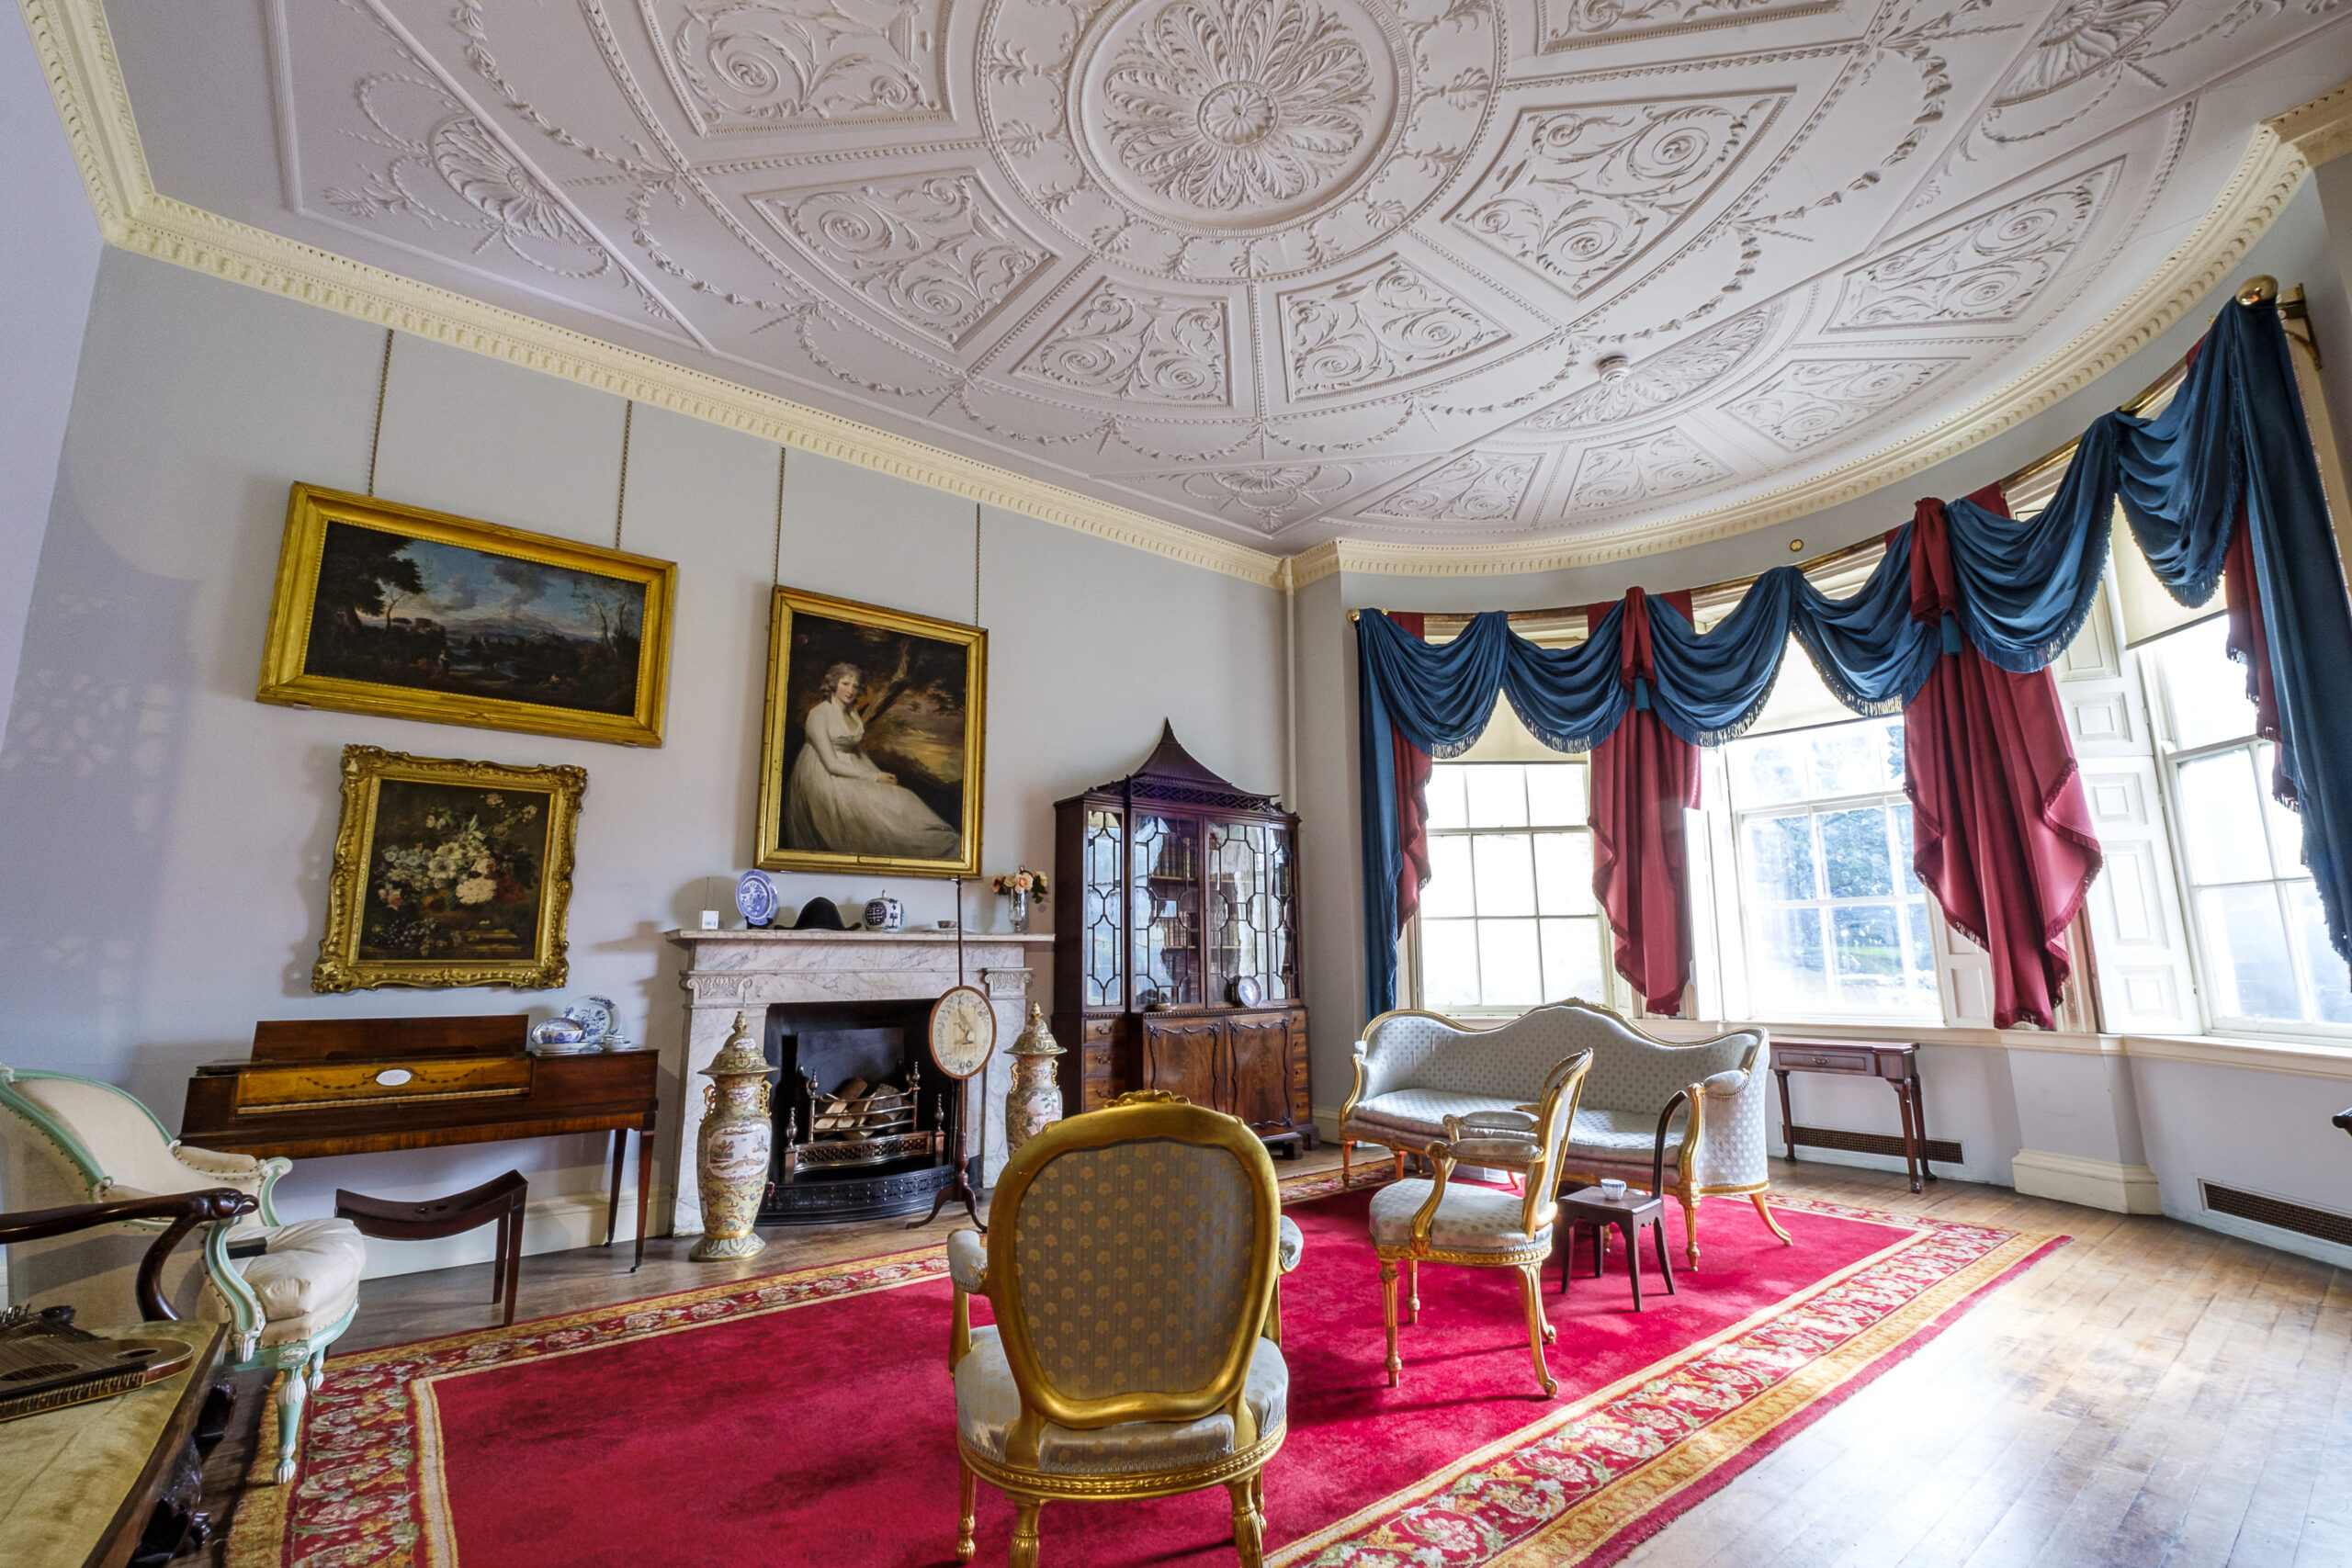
[1142,1017,1225,1106]
[1225,1012,1295,1132]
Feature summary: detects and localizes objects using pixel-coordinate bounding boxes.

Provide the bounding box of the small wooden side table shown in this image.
[1771,1038,1933,1193]
[1554,1186,1676,1310]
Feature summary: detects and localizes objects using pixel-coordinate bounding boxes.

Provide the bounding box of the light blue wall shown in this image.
[0,251,1286,1272]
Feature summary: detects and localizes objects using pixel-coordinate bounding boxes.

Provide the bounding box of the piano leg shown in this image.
[606,1129,628,1249]
[633,1123,654,1271]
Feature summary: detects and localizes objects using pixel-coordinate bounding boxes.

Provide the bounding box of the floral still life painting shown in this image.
[756,588,987,879]
[259,485,675,747]
[313,746,584,993]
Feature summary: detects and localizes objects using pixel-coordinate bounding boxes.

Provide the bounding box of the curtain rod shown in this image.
[1348,277,2301,626]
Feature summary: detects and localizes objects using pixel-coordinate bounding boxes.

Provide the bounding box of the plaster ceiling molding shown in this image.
[1356,449,1542,524]
[749,173,1055,347]
[642,0,950,133]
[1010,279,1233,403]
[1535,0,1841,52]
[1279,254,1512,399]
[1177,462,1363,532]
[1826,159,2120,332]
[977,0,1500,280]
[1445,96,1785,298]
[1724,355,1965,450]
[1510,298,1785,434]
[1564,427,1733,513]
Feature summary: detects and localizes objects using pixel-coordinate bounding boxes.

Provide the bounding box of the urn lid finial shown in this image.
[702,1010,777,1078]
[1008,1002,1063,1056]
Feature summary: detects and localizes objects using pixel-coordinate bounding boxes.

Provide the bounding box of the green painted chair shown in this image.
[0,1066,367,1483]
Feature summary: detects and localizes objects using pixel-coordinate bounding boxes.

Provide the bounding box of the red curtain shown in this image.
[2223,513,2292,803]
[1904,486,2102,1029]
[1388,612,1436,929]
[1587,589,1700,1016]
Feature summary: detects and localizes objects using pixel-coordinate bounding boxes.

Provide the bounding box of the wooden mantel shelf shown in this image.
[664,929,1056,946]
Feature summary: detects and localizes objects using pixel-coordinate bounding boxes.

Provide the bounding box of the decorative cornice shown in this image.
[20,0,2343,586]
[17,0,1286,591]
[2267,78,2352,170]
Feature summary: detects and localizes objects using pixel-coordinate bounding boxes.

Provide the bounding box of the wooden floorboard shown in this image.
[194,1154,2352,1567]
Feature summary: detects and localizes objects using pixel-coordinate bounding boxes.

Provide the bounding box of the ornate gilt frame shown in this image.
[754,586,987,879]
[257,484,676,748]
[311,746,584,993]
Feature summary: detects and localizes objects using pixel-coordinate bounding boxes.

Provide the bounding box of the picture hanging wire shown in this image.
[614,400,634,550]
[772,445,788,588]
[365,328,395,497]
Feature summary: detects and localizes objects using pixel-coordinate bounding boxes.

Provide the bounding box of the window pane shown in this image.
[1525,763,1587,827]
[1478,919,1543,1007]
[1744,815,1817,902]
[1532,831,1595,916]
[1540,916,1604,1002]
[1752,908,1826,1010]
[2197,884,2298,1020]
[1421,920,1479,1008]
[1884,721,1906,787]
[1733,738,1804,807]
[1821,808,1894,898]
[1421,835,1476,919]
[1424,765,1469,831]
[2290,881,2352,1023]
[1894,803,1920,894]
[2257,743,2306,878]
[2154,617,2257,751]
[1832,905,1903,983]
[2177,750,2269,885]
[1903,897,1934,976]
[1809,727,1884,797]
[1464,765,1529,829]
[1471,834,1536,917]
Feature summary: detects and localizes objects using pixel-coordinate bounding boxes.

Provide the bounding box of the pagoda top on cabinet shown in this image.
[1064,723,1284,814]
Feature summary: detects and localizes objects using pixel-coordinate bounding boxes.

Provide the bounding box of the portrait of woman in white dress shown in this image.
[785,662,962,860]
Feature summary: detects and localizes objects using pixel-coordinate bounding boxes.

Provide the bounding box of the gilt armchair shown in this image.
[0,1067,367,1483]
[945,1091,1305,1567]
[1368,1050,1592,1398]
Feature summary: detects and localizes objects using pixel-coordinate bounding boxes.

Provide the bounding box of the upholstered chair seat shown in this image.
[955,1326,1290,1476]
[1368,1179,1552,1255]
[0,1066,368,1484]
[946,1093,1301,1567]
[1370,1050,1593,1399]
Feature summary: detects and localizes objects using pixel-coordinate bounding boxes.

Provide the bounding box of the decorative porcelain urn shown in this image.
[690,1011,776,1261]
[1002,1004,1066,1154]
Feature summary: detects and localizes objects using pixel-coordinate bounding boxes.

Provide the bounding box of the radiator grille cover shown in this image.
[2200,1181,2352,1248]
[1785,1125,1962,1166]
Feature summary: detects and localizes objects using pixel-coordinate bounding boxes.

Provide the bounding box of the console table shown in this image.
[1770,1038,1935,1193]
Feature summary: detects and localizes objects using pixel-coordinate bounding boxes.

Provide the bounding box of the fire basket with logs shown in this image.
[783,1062,939,1173]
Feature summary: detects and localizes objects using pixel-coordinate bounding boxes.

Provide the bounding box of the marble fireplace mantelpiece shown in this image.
[666,929,1053,1237]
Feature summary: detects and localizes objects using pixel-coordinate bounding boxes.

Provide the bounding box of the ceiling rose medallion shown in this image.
[979,0,1498,279]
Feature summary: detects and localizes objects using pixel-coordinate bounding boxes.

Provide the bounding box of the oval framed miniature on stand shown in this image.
[928,985,997,1079]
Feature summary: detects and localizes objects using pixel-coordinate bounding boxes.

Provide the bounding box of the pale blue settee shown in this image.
[1338,1000,1789,1266]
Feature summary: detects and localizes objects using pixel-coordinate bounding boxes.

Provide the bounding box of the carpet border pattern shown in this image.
[227,1178,2059,1568]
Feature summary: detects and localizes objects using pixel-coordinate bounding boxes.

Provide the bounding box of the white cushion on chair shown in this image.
[955,1326,1288,1477]
[1368,1179,1550,1254]
[199,1218,367,1347]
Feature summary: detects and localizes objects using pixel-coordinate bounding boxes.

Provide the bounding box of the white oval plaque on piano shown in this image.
[374,1068,414,1088]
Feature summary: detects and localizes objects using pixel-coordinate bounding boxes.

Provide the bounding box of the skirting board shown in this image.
[2011,1149,2165,1214]
[355,1190,640,1281]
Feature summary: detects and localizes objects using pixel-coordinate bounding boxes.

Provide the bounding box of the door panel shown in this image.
[1226,1012,1294,1131]
[1143,1018,1225,1107]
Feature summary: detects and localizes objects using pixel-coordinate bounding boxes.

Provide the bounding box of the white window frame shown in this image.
[1404,756,1619,1018]
[2137,623,2352,1043]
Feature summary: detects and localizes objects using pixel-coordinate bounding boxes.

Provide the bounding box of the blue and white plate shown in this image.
[561,995,620,1047]
[737,869,781,928]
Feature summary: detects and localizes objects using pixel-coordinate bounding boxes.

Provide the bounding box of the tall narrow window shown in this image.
[2143,617,2352,1032]
[1722,716,1940,1020]
[1416,760,1608,1012]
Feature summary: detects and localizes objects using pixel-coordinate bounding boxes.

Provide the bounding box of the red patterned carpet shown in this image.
[230,1171,2061,1568]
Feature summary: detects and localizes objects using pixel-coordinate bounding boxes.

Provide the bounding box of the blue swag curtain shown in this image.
[1356,298,2352,1019]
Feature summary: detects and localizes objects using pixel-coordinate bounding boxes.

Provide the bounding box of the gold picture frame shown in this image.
[258,484,676,747]
[313,746,585,993]
[755,587,986,879]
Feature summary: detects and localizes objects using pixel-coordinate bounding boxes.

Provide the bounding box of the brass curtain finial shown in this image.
[2239,275,2279,306]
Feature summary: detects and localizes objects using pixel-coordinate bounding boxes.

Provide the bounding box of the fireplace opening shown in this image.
[759,998,966,1224]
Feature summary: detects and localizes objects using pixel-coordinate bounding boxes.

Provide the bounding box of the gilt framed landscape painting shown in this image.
[755,587,986,879]
[258,484,675,747]
[312,746,584,993]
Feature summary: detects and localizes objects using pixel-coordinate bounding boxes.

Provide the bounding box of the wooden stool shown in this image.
[335,1170,527,1326]
[1554,1185,1676,1311]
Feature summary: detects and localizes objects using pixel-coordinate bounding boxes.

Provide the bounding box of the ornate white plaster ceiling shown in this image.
[96,0,2352,554]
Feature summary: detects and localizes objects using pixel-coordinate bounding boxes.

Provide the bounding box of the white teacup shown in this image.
[1598,1179,1628,1202]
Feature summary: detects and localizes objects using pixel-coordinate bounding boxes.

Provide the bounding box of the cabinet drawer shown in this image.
[1082,1043,1114,1078]
[1083,1018,1117,1043]
[1772,1043,1879,1075]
